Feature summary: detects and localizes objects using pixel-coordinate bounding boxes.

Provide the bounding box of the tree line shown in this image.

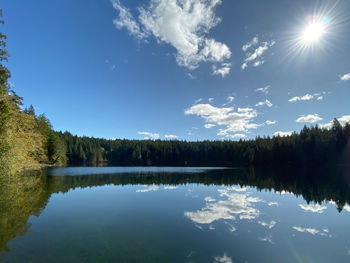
[58,120,350,168]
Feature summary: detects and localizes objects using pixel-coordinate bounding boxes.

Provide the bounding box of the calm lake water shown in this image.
[1,166,350,262]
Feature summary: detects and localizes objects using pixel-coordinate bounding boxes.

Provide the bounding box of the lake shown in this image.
[1,166,350,262]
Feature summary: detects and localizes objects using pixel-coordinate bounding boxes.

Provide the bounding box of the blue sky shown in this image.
[2,0,350,140]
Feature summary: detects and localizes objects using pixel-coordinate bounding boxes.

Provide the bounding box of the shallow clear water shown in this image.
[1,167,350,262]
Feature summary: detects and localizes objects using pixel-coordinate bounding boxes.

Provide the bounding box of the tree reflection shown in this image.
[0,165,349,254]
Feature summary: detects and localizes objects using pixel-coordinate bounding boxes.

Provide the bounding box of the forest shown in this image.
[58,121,350,167]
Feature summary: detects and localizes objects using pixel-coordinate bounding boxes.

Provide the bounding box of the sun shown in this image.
[301,21,325,43]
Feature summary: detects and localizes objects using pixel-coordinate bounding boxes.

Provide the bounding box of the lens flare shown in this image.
[302,21,325,43]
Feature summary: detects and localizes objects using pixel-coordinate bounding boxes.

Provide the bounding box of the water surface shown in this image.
[1,166,350,262]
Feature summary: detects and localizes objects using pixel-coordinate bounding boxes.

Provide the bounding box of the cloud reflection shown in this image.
[136,185,159,192]
[213,253,233,263]
[259,234,274,244]
[258,220,276,229]
[185,188,262,224]
[298,204,327,213]
[293,226,330,236]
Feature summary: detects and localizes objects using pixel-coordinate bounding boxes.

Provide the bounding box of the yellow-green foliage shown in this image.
[0,11,65,174]
[0,170,49,251]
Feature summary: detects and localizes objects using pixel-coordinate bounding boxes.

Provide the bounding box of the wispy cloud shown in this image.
[111,0,148,39]
[299,204,327,214]
[340,72,350,81]
[288,94,314,102]
[296,114,322,123]
[222,95,235,106]
[288,93,323,103]
[164,134,178,139]
[138,131,160,140]
[136,185,159,192]
[212,63,231,77]
[111,0,232,76]
[185,104,259,138]
[259,234,274,244]
[293,226,329,236]
[194,98,203,104]
[255,99,272,107]
[241,36,275,70]
[255,85,270,94]
[265,120,276,125]
[226,133,246,139]
[258,220,277,229]
[204,123,216,129]
[274,131,292,137]
[187,73,196,79]
[242,36,258,52]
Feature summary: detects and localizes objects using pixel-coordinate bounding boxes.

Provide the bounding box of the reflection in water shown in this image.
[258,220,276,229]
[213,253,233,263]
[298,203,327,213]
[292,226,330,237]
[0,172,49,252]
[0,165,349,261]
[184,189,262,224]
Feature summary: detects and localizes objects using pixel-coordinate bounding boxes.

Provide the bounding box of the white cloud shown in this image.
[317,96,323,100]
[265,120,276,125]
[296,114,322,123]
[268,202,279,206]
[255,85,270,94]
[212,63,231,77]
[292,226,329,236]
[187,73,196,79]
[253,60,264,67]
[111,0,148,39]
[164,185,177,190]
[222,95,234,106]
[241,38,275,70]
[194,98,203,104]
[184,188,262,224]
[255,99,272,107]
[226,133,246,139]
[340,73,350,81]
[205,196,216,202]
[288,94,314,102]
[214,254,233,263]
[241,62,248,70]
[299,204,327,214]
[208,98,214,102]
[136,185,160,192]
[204,123,216,128]
[321,115,350,129]
[274,131,292,137]
[185,104,259,137]
[138,131,160,140]
[112,0,232,75]
[242,36,258,52]
[258,220,277,229]
[164,134,178,139]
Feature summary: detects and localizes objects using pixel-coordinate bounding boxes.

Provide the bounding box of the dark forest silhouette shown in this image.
[58,119,350,167]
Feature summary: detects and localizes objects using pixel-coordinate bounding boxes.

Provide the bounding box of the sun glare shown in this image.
[302,21,325,43]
